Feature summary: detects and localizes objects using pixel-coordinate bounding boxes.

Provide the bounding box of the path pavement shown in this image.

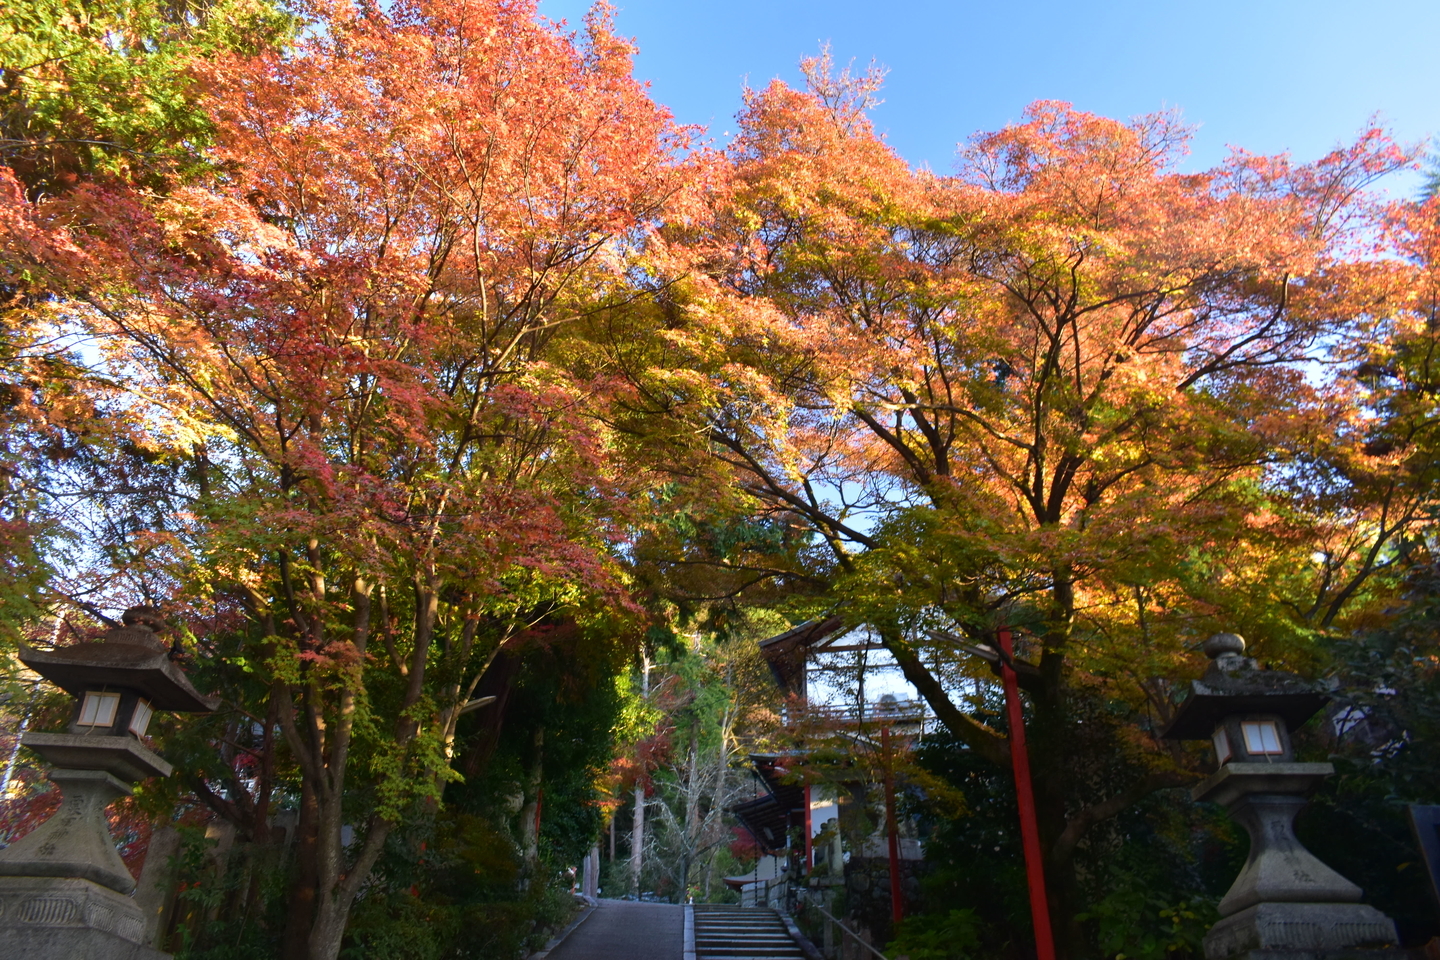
[545,899,684,960]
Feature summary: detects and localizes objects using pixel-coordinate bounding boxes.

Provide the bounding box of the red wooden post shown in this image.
[881,725,904,925]
[998,626,1056,960]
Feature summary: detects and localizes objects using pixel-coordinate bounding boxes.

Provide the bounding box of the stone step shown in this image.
[695,923,789,931]
[694,921,789,932]
[698,935,796,942]
[692,905,806,960]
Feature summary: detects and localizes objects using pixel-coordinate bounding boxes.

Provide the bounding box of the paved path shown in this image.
[546,899,684,960]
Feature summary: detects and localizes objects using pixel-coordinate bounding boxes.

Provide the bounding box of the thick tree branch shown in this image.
[885,637,1009,768]
[1050,769,1195,867]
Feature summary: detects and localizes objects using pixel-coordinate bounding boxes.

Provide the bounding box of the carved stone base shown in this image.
[0,876,169,959]
[1192,764,1365,917]
[0,768,137,893]
[1203,902,1399,960]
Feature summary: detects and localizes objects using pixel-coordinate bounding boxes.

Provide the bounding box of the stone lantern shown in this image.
[0,607,218,959]
[1162,633,1398,960]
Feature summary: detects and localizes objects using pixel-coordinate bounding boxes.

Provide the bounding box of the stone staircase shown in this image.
[692,905,807,960]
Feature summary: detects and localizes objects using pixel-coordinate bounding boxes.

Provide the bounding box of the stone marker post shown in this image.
[0,608,218,958]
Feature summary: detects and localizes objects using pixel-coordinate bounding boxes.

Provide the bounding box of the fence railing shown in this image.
[738,871,792,911]
[793,700,930,726]
[794,897,890,960]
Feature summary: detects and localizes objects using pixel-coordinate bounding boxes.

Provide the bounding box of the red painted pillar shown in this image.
[881,725,904,925]
[998,627,1056,960]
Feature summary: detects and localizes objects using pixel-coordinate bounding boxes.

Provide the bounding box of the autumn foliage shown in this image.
[1,3,1438,958]
[599,55,1426,949]
[4,0,703,956]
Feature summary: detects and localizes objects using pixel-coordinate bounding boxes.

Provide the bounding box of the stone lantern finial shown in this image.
[1201,632,1245,660]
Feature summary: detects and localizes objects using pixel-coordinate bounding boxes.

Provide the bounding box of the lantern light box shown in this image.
[76,691,120,728]
[1241,719,1284,756]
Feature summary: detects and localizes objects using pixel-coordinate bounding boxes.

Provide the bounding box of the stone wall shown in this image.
[843,855,928,946]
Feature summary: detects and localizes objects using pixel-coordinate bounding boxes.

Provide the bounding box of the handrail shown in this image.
[802,901,890,960]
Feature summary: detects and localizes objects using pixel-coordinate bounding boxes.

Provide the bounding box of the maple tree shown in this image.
[598,57,1421,953]
[0,0,293,196]
[0,0,701,955]
[1,1,1435,952]
[1341,196,1440,524]
[0,0,294,656]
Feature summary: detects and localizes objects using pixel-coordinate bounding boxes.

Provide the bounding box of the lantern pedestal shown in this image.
[0,734,175,958]
[1204,902,1403,960]
[0,876,167,960]
[1194,763,1398,960]
[0,735,171,893]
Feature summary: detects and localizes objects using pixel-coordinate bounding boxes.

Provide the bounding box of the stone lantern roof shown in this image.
[1160,632,1329,740]
[17,606,219,713]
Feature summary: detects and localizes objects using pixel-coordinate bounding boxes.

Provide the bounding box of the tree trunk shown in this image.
[681,714,700,901]
[1035,765,1081,960]
[629,782,645,898]
[629,650,651,899]
[282,779,319,960]
[519,725,545,869]
[585,844,600,899]
[301,813,392,960]
[1040,579,1085,960]
[308,892,354,960]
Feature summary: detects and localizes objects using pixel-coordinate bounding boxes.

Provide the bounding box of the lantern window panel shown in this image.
[78,691,121,727]
[1212,726,1232,764]
[129,698,154,737]
[1241,720,1284,755]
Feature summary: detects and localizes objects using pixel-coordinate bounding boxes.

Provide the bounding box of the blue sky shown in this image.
[539,0,1439,192]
